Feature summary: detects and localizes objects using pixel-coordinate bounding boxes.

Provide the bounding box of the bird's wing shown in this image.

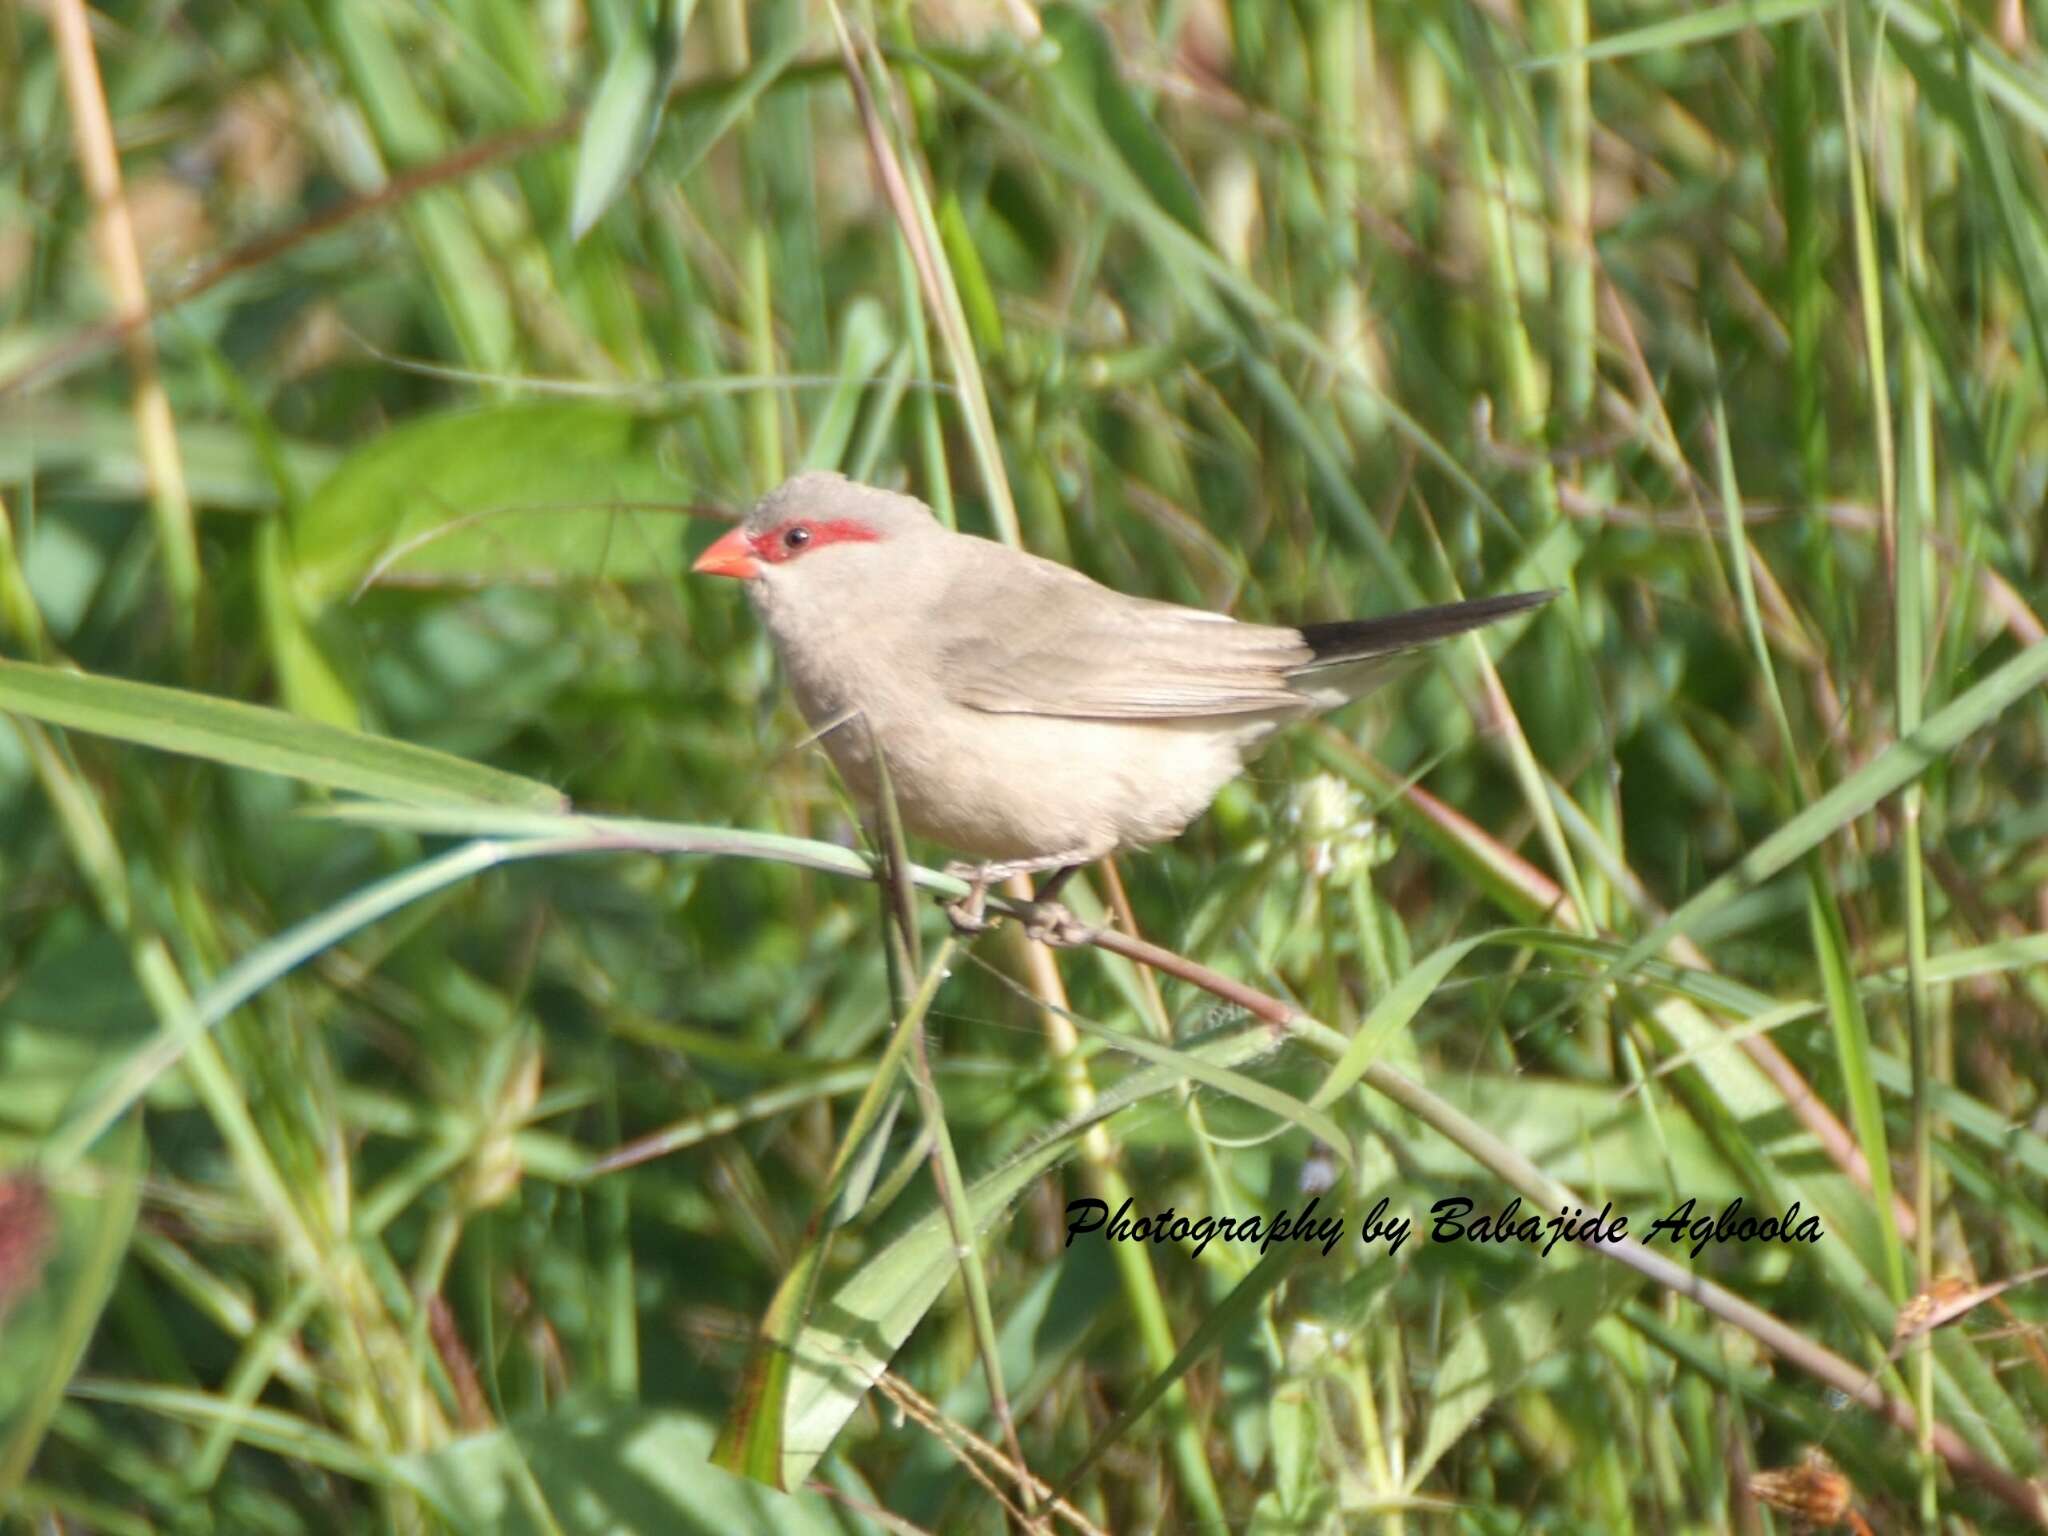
[932,547,1313,721]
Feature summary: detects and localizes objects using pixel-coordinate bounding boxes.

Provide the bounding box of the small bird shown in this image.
[694,473,1553,936]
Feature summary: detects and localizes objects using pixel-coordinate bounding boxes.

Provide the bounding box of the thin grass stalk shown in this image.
[710,926,955,1484]
[895,235,955,527]
[1424,110,1597,941]
[708,0,784,490]
[402,1201,467,1451]
[1096,863,1256,1308]
[46,0,201,655]
[867,26,1017,544]
[1544,0,1629,960]
[742,231,783,488]
[1552,0,1595,430]
[581,1065,888,1177]
[836,9,1227,1516]
[1777,16,1832,522]
[183,1282,323,1491]
[1884,25,1942,1522]
[1831,4,1917,1311]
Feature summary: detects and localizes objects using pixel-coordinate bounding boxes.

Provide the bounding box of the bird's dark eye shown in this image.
[782,525,811,551]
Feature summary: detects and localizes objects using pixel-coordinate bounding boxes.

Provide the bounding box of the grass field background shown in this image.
[4,0,2048,1530]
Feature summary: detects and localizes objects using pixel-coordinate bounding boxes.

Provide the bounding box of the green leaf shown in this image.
[1266,1378,1324,1521]
[1041,4,1207,238]
[570,24,664,241]
[0,659,566,811]
[1310,933,1495,1110]
[287,402,691,609]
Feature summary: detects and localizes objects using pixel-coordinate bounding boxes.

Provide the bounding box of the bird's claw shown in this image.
[943,892,996,936]
[1024,901,1095,948]
[942,864,995,936]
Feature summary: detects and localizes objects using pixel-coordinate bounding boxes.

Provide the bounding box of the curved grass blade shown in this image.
[0,659,566,811]
[1309,933,1498,1111]
[569,13,665,241]
[44,837,607,1171]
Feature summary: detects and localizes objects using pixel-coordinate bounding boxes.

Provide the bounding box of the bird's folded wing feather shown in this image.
[933,552,1313,720]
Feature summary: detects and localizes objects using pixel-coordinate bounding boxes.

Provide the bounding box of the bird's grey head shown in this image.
[691,472,941,605]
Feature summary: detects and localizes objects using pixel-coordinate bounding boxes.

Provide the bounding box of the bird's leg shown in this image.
[940,854,1101,943]
[1032,864,1080,904]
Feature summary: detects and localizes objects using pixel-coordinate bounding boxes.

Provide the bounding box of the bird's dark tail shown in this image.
[1295,589,1557,668]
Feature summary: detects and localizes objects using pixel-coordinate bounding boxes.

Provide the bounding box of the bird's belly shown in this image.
[801,686,1269,864]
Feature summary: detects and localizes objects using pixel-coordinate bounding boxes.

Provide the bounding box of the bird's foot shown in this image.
[940,856,1101,940]
[942,862,996,936]
[1023,900,1096,948]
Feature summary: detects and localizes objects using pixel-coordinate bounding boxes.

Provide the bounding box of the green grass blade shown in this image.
[0,659,567,811]
[1520,0,1825,69]
[44,837,599,1170]
[569,9,665,241]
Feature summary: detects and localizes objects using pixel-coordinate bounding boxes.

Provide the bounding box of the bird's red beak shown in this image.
[692,526,760,580]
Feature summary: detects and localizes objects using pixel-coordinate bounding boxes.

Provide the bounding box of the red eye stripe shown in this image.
[750,518,882,564]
